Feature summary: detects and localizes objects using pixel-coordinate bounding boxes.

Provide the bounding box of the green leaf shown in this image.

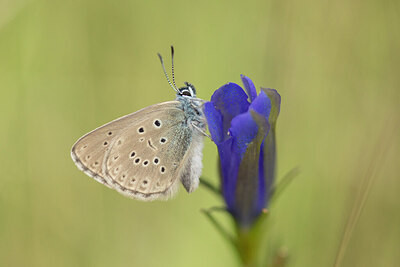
[200,177,221,197]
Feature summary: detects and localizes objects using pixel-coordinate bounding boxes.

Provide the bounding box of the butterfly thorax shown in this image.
[175,82,205,131]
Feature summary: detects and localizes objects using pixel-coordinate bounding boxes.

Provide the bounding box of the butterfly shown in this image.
[71,47,207,201]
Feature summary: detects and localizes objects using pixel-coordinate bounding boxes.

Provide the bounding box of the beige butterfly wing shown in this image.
[71,101,204,200]
[71,102,182,188]
[103,102,205,201]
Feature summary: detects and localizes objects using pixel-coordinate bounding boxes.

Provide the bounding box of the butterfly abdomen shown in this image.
[178,128,204,193]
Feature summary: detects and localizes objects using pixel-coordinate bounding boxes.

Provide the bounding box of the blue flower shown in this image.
[204,75,281,227]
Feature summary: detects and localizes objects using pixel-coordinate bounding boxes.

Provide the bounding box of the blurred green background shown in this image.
[0,0,399,266]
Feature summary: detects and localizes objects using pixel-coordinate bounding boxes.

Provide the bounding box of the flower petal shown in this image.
[229,112,258,158]
[210,83,250,140]
[241,74,257,102]
[217,138,239,212]
[262,132,276,208]
[224,103,272,226]
[228,90,271,158]
[249,90,271,119]
[234,110,270,227]
[257,144,266,213]
[203,102,224,144]
[260,88,280,207]
[261,88,281,126]
[219,111,262,214]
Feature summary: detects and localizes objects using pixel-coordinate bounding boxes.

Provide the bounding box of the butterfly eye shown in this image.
[180,90,191,96]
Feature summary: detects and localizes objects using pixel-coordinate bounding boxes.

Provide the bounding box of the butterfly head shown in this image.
[177,82,196,98]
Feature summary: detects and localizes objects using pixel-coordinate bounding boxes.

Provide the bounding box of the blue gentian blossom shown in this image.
[204,75,281,227]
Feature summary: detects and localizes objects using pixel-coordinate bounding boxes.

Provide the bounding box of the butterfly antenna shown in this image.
[171,46,178,89]
[157,52,178,92]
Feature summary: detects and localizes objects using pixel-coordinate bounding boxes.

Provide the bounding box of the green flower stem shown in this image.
[270,167,299,202]
[202,204,275,267]
[200,177,221,197]
[235,211,269,267]
[236,228,257,267]
[201,208,237,251]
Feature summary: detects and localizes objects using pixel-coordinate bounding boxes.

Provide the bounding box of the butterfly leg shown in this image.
[190,101,208,111]
[191,98,208,103]
[191,122,212,141]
